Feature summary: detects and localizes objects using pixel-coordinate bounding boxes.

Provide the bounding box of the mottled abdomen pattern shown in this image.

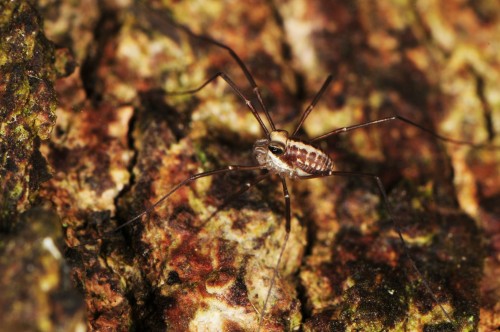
[284,140,334,177]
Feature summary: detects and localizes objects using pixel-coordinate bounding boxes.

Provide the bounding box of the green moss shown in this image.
[0,1,57,230]
[13,124,30,142]
[9,181,25,202]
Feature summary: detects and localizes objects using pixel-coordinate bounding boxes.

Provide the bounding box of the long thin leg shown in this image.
[310,114,497,148]
[298,171,455,326]
[162,15,277,132]
[197,172,271,231]
[108,165,265,235]
[292,75,333,136]
[258,177,291,331]
[168,72,270,136]
[71,165,266,248]
[194,36,276,132]
[155,172,272,278]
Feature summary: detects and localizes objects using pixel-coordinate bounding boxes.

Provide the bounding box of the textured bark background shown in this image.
[1,0,499,331]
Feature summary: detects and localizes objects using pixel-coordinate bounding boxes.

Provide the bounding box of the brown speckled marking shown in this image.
[284,140,334,176]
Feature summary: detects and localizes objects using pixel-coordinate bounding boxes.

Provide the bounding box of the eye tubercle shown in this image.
[269,145,284,155]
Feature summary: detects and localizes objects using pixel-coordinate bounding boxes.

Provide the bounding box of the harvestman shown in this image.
[97,23,498,329]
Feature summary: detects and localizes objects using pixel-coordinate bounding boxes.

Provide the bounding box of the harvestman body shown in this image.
[254,130,335,179]
[89,19,497,330]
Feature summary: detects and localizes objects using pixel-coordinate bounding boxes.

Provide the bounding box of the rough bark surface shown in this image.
[1,1,499,331]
